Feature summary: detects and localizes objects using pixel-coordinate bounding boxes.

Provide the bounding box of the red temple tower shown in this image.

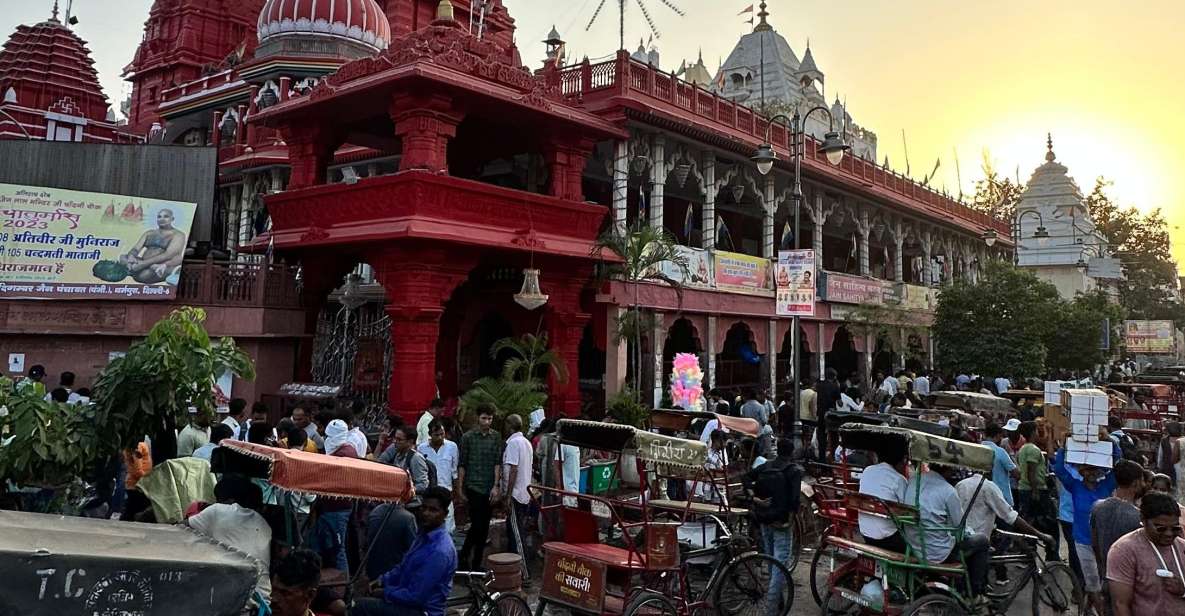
[0,4,133,142]
[123,0,267,136]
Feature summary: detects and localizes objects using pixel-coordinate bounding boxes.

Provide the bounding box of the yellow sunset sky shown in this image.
[4,0,1182,261]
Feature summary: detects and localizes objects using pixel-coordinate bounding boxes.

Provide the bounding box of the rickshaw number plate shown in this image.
[590,500,611,519]
[541,551,607,613]
[836,587,873,608]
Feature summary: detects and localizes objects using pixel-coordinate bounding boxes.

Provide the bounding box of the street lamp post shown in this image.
[990,210,1049,262]
[752,108,849,447]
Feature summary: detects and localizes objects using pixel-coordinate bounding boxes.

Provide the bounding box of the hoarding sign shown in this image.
[776,249,815,317]
[714,250,771,294]
[1124,320,1175,354]
[823,272,886,305]
[0,183,197,300]
[658,245,714,289]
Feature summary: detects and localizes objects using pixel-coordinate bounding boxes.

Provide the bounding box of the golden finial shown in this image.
[1045,133,1056,162]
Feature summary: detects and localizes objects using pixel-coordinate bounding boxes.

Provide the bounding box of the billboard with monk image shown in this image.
[0,183,197,300]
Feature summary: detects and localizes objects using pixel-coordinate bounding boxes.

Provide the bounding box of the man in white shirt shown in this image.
[417,418,460,533]
[956,473,1052,542]
[858,446,910,552]
[878,373,899,398]
[904,464,991,596]
[339,403,369,456]
[222,398,249,440]
[498,414,534,560]
[416,399,443,446]
[913,372,931,396]
[528,406,546,435]
[188,475,272,603]
[993,377,1011,396]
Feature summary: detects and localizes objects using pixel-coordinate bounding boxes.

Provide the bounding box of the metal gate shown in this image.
[311,301,393,410]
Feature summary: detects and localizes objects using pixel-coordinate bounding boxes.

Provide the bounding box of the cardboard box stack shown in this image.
[1062,388,1112,468]
[1044,380,1075,406]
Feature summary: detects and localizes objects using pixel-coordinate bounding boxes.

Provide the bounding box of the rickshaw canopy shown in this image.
[213,441,414,503]
[1109,383,1174,398]
[926,391,1013,414]
[649,408,760,437]
[556,419,709,468]
[838,424,994,472]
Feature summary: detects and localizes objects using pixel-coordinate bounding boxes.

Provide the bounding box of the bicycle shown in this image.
[447,571,532,616]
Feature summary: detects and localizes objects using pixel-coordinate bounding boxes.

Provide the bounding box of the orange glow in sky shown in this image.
[3,0,1181,261]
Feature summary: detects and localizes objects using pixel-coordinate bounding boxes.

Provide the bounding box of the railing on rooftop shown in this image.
[176,256,303,309]
[559,52,1011,237]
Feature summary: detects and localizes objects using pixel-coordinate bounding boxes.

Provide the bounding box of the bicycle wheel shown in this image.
[811,541,857,606]
[712,552,794,616]
[787,514,804,574]
[901,594,968,616]
[624,591,679,616]
[1033,562,1077,616]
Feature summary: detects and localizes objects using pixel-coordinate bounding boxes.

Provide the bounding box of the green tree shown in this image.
[1045,290,1125,372]
[594,222,690,403]
[0,308,254,488]
[1085,178,1185,326]
[969,154,1024,222]
[933,261,1061,378]
[490,333,568,384]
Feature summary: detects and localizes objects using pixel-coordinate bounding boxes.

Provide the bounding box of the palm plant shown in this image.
[594,221,690,403]
[490,333,568,384]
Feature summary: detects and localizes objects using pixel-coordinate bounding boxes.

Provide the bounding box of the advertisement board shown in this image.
[1124,320,1175,354]
[0,183,196,300]
[714,250,771,294]
[776,249,815,317]
[658,245,714,289]
[540,551,607,612]
[822,272,886,305]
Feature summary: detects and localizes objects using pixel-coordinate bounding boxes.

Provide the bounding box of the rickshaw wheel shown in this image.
[810,542,856,606]
[901,594,968,616]
[1033,562,1077,616]
[483,593,532,616]
[713,552,794,616]
[819,568,862,616]
[623,591,679,616]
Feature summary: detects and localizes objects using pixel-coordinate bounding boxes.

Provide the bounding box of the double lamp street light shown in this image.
[750,107,850,446]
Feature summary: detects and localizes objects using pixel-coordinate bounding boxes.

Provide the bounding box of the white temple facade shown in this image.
[710,4,877,160]
[1015,136,1122,299]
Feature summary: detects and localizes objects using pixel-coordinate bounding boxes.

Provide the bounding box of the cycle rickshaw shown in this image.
[214,441,530,616]
[817,424,1076,616]
[531,419,794,616]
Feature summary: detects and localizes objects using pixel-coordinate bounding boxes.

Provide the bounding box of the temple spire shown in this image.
[1045,132,1056,162]
[49,0,61,22]
[755,1,771,31]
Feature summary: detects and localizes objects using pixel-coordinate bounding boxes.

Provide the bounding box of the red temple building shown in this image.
[0,4,136,142]
[1,0,1013,422]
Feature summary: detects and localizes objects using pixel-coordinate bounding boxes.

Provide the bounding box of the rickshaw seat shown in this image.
[649,498,748,517]
[560,507,599,544]
[543,541,648,570]
[825,536,966,576]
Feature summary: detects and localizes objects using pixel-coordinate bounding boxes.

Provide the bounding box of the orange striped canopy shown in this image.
[219,441,413,503]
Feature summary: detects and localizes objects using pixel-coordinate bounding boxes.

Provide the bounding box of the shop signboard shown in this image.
[714,250,772,294]
[822,271,886,305]
[776,249,815,317]
[540,551,607,612]
[0,183,197,300]
[1124,320,1176,354]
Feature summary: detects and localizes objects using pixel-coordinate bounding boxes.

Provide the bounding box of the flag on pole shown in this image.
[738,5,754,15]
[638,183,648,223]
[683,203,695,240]
[716,216,734,251]
[780,222,794,250]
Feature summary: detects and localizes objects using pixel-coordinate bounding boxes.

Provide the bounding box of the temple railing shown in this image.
[176,256,303,308]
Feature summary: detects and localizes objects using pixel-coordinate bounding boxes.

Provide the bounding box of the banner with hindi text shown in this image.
[776,249,815,317]
[714,250,771,294]
[0,183,197,300]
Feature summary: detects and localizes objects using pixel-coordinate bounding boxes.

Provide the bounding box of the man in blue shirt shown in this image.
[352,486,457,616]
[981,423,1018,506]
[1052,446,1118,616]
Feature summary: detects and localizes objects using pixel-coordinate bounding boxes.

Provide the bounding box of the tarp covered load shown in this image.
[0,510,257,615]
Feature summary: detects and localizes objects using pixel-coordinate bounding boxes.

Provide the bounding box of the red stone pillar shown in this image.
[282,124,340,190]
[372,247,474,424]
[543,138,596,202]
[544,268,592,417]
[390,93,464,173]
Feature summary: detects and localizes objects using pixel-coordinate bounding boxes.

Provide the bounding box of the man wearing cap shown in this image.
[982,422,1020,507]
[177,407,212,457]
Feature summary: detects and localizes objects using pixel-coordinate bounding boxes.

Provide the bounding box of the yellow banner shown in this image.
[0,183,197,300]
